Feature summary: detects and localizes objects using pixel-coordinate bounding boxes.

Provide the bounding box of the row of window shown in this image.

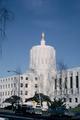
[20,91,28,95]
[55,75,79,89]
[0,83,38,89]
[20,83,38,88]
[0,90,28,97]
[0,91,16,96]
[0,77,17,82]
[0,76,38,83]
[64,97,78,103]
[0,83,16,89]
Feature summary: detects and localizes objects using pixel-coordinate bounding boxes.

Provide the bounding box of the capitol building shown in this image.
[0,33,80,108]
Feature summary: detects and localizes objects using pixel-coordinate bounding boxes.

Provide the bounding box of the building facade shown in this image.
[0,33,80,108]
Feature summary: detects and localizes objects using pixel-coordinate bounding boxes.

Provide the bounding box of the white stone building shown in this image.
[0,33,80,108]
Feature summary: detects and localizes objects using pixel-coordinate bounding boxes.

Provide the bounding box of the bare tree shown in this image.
[0,0,14,56]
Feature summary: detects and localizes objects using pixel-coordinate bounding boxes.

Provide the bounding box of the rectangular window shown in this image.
[75,98,78,103]
[59,78,62,89]
[55,79,57,89]
[65,77,67,89]
[11,84,13,88]
[8,84,10,88]
[64,98,66,102]
[69,98,72,102]
[35,77,38,80]
[76,76,79,88]
[70,76,73,88]
[8,91,10,95]
[6,84,7,88]
[21,76,23,80]
[35,84,38,88]
[20,83,23,87]
[26,77,28,80]
[20,90,23,95]
[25,91,28,95]
[14,83,16,87]
[11,91,13,95]
[25,84,28,88]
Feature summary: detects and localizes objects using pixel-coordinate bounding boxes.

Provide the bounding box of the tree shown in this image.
[25,93,51,106]
[50,98,66,109]
[3,95,22,110]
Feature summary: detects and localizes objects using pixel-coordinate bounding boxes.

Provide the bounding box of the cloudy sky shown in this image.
[0,0,80,76]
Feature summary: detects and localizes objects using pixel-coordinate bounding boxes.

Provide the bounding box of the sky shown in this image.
[0,0,80,77]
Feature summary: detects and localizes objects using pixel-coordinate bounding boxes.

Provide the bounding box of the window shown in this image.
[26,77,28,80]
[14,83,16,87]
[5,91,7,95]
[6,84,7,88]
[75,98,78,103]
[20,83,23,87]
[25,84,28,88]
[8,91,10,95]
[11,77,13,80]
[3,92,4,96]
[35,77,38,80]
[11,84,13,88]
[35,84,38,88]
[11,91,13,95]
[14,77,16,80]
[64,98,66,102]
[70,76,73,88]
[0,85,2,89]
[65,77,67,89]
[59,78,62,89]
[21,76,23,80]
[25,91,28,95]
[8,84,10,88]
[3,85,4,89]
[69,98,72,102]
[55,79,57,89]
[76,75,79,88]
[21,90,23,95]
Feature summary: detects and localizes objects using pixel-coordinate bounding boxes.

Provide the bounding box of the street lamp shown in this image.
[7,70,21,97]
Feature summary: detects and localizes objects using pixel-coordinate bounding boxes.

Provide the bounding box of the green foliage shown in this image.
[70,104,80,112]
[50,98,66,109]
[3,95,22,109]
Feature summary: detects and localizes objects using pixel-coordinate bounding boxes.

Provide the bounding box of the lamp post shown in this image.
[31,69,42,106]
[7,70,21,98]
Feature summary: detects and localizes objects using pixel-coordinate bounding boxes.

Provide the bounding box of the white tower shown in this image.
[29,33,56,97]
